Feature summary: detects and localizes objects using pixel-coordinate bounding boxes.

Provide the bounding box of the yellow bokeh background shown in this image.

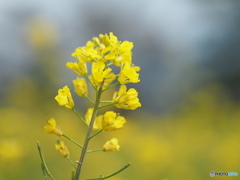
[1,18,240,180]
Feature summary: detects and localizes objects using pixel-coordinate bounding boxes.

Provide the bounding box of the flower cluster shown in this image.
[42,32,140,180]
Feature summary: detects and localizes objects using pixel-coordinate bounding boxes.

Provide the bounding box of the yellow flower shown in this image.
[103,72,116,88]
[103,138,120,152]
[55,86,74,109]
[72,32,134,66]
[66,61,88,76]
[55,141,69,157]
[91,61,112,86]
[72,41,101,62]
[85,108,103,131]
[102,111,126,131]
[113,85,141,110]
[118,62,140,84]
[44,118,63,136]
[73,77,88,97]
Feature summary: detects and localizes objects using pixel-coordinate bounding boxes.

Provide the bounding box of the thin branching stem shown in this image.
[85,75,97,91]
[101,82,119,93]
[98,102,118,109]
[63,134,83,148]
[72,108,88,126]
[83,163,131,180]
[86,149,104,153]
[100,100,114,103]
[84,95,95,105]
[37,142,55,180]
[88,129,103,140]
[67,155,77,169]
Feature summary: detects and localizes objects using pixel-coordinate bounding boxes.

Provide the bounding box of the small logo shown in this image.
[210,171,215,177]
[210,171,238,177]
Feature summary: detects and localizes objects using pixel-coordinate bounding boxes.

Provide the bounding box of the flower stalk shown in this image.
[74,82,104,180]
[39,32,141,180]
[37,142,55,180]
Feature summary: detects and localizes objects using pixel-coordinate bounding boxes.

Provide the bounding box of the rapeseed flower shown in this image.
[44,118,62,136]
[91,61,112,86]
[43,32,140,180]
[73,77,88,97]
[66,61,88,76]
[71,32,133,66]
[118,62,140,84]
[113,85,141,110]
[102,111,126,131]
[55,141,69,157]
[103,138,120,152]
[55,86,74,109]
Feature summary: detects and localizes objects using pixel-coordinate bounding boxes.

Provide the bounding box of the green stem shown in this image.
[85,75,97,90]
[87,149,104,153]
[83,163,131,180]
[67,155,77,169]
[63,134,83,148]
[101,82,119,93]
[88,129,103,140]
[100,100,114,103]
[72,108,88,127]
[98,102,118,109]
[84,95,95,105]
[37,142,55,180]
[72,170,75,180]
[74,82,104,180]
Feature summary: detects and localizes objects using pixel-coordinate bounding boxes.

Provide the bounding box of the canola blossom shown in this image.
[102,111,126,131]
[113,85,141,110]
[42,32,140,180]
[55,141,70,157]
[44,118,63,136]
[103,138,120,152]
[73,77,88,97]
[55,86,74,109]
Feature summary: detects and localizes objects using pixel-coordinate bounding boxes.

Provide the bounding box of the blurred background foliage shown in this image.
[1,0,240,180]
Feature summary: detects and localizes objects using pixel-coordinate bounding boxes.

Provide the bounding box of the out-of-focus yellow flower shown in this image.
[55,86,74,109]
[118,62,140,84]
[91,61,112,86]
[103,138,120,152]
[55,141,69,157]
[73,77,88,97]
[66,61,88,76]
[0,139,26,161]
[85,108,103,131]
[102,111,126,131]
[113,85,141,110]
[44,118,62,136]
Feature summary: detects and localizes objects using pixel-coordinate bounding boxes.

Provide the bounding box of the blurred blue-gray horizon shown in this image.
[1,0,240,115]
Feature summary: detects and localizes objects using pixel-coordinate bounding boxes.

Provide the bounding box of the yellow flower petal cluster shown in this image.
[103,138,120,152]
[55,86,74,109]
[73,77,88,97]
[55,141,69,157]
[102,111,126,131]
[113,85,141,110]
[90,61,112,86]
[118,62,140,84]
[66,61,87,76]
[44,118,62,136]
[71,32,133,65]
[85,109,126,131]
